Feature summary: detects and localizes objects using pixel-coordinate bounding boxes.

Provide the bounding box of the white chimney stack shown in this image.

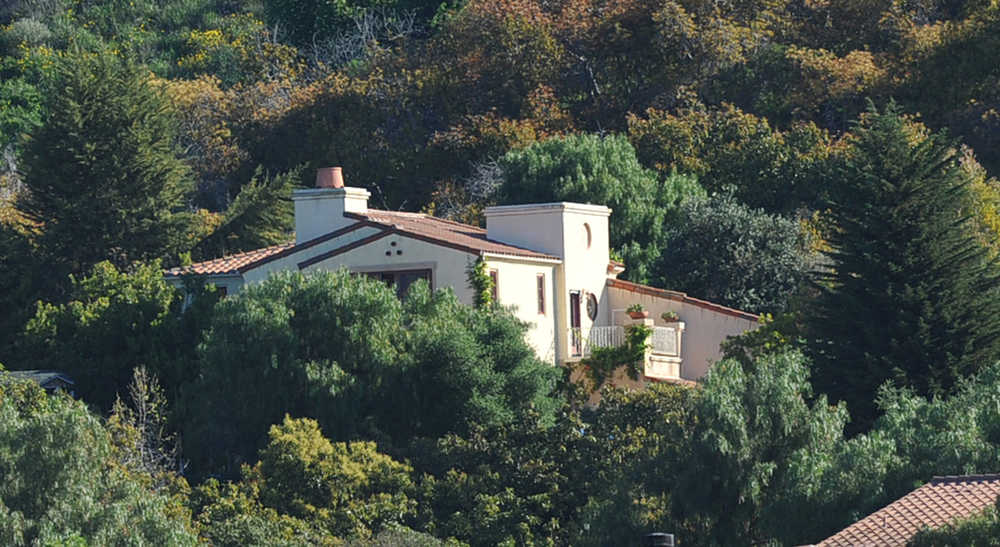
[292,167,370,243]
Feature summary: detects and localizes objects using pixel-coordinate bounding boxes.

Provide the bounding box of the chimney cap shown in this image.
[316,167,344,189]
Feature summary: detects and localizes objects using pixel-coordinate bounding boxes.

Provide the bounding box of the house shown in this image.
[814,474,1000,546]
[166,167,758,383]
[2,370,76,396]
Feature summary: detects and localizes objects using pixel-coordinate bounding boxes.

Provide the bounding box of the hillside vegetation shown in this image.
[3,0,1000,544]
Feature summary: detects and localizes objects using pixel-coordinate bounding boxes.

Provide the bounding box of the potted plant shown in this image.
[627,303,649,319]
[661,310,680,323]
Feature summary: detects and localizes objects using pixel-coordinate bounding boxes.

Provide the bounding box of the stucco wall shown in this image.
[243,225,383,285]
[298,232,478,306]
[607,284,758,380]
[485,257,559,365]
[485,203,613,362]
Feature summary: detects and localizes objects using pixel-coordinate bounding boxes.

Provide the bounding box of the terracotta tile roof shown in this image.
[166,209,559,277]
[818,474,1000,546]
[165,243,294,276]
[347,210,560,261]
[607,278,759,321]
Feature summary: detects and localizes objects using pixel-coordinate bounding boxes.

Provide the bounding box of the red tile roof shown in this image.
[347,210,559,261]
[818,474,1000,547]
[607,278,759,321]
[165,243,293,276]
[166,209,559,277]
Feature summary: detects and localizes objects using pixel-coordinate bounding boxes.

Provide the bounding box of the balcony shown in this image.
[568,323,684,381]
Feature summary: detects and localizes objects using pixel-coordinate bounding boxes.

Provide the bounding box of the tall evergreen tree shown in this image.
[807,102,1000,429]
[18,48,196,281]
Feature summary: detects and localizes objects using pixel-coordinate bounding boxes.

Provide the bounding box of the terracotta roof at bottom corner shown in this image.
[818,474,1000,547]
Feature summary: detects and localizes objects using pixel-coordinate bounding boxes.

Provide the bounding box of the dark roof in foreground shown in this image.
[817,474,1000,547]
[3,370,75,387]
[166,209,560,277]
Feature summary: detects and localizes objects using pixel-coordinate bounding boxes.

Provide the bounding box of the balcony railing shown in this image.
[568,325,681,357]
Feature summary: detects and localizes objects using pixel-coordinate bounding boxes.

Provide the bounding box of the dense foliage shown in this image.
[4,0,1000,543]
[499,133,704,282]
[182,270,560,476]
[910,500,1000,546]
[653,193,815,313]
[19,48,197,282]
[0,377,196,545]
[18,260,216,411]
[807,103,1000,429]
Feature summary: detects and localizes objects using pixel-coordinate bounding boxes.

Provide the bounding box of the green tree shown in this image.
[806,102,1000,430]
[18,48,197,281]
[256,416,416,539]
[262,0,386,48]
[653,193,815,314]
[0,218,41,356]
[668,351,849,545]
[0,377,196,545]
[627,101,839,214]
[189,477,327,546]
[498,133,704,282]
[18,260,215,411]
[183,270,559,477]
[192,166,299,260]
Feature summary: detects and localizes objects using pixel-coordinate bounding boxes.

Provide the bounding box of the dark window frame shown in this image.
[537,273,546,314]
[362,268,433,298]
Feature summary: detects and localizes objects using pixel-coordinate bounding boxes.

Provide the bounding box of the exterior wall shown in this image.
[166,274,244,301]
[207,275,245,295]
[243,225,382,285]
[607,284,758,380]
[292,187,370,243]
[485,202,613,362]
[485,257,559,365]
[298,232,478,306]
[558,207,614,360]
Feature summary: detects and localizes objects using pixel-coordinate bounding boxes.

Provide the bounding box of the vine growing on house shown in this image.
[466,255,494,309]
[578,324,651,388]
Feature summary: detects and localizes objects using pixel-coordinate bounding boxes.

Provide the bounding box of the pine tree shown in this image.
[18,48,196,280]
[808,102,1000,430]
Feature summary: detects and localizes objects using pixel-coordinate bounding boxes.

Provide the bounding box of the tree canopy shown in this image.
[0,378,196,545]
[182,270,560,476]
[653,193,815,314]
[499,133,704,282]
[807,102,1000,429]
[18,48,197,281]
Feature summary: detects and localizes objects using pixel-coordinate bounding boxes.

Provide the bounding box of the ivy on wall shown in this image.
[578,324,651,388]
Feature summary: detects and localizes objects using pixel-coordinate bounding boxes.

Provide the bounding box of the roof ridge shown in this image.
[422,215,488,232]
[364,208,426,218]
[365,209,489,233]
[930,474,1000,484]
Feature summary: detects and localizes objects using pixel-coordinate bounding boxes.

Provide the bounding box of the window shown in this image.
[489,269,499,302]
[537,274,546,314]
[364,269,432,298]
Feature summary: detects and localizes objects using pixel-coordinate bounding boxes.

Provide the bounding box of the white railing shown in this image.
[568,325,680,357]
[586,326,625,351]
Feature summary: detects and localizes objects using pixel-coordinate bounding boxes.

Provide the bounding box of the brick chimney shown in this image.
[291,167,370,243]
